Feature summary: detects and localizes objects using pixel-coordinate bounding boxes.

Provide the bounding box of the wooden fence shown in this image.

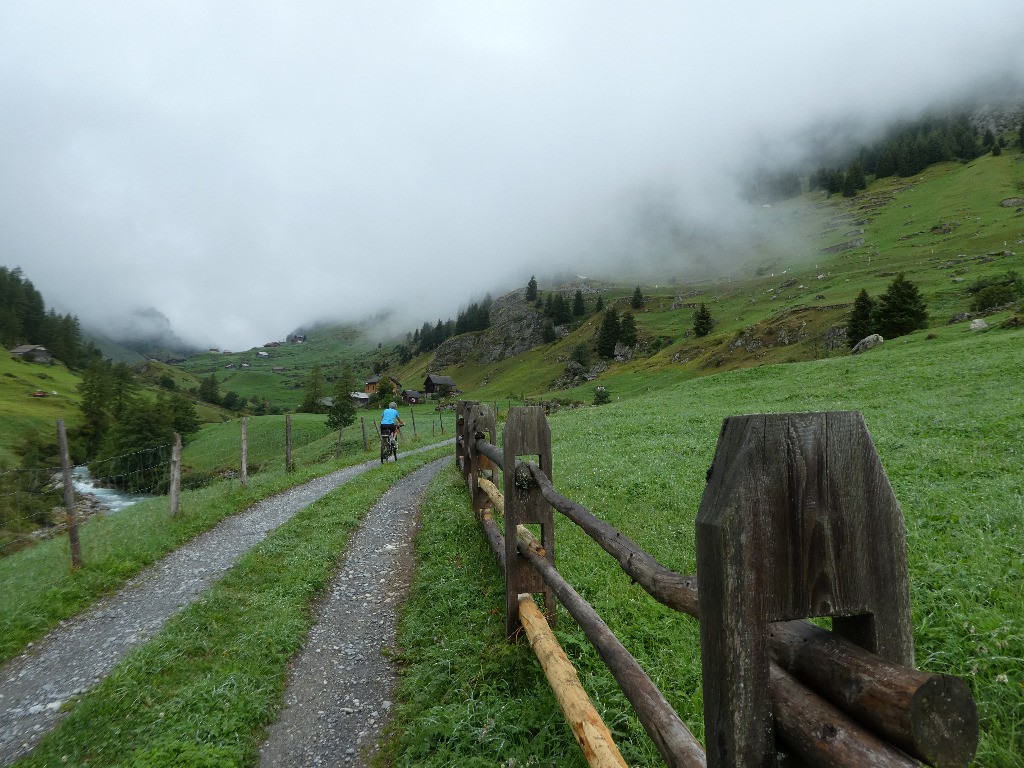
[454,401,979,768]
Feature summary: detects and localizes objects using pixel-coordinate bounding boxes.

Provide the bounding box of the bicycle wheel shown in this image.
[380,438,388,464]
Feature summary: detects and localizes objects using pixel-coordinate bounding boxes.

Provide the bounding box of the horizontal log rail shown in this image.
[518,595,629,768]
[461,418,978,767]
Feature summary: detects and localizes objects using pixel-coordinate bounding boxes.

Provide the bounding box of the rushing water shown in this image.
[70,466,153,513]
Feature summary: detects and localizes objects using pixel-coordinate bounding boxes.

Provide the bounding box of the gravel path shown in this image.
[0,442,451,766]
[257,458,448,767]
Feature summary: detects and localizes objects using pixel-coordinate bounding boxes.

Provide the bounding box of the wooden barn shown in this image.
[423,374,457,396]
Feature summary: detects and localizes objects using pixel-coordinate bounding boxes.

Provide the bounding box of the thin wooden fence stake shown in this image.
[169,432,182,517]
[410,407,417,437]
[361,417,368,450]
[56,419,82,570]
[285,413,294,472]
[240,417,248,487]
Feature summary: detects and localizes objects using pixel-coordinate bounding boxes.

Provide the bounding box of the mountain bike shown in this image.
[380,428,399,463]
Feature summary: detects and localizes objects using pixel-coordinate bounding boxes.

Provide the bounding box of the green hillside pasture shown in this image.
[0,356,81,467]
[11,448,452,768]
[177,325,380,411]
[389,323,1024,765]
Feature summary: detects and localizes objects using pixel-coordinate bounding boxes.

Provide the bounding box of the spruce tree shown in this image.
[572,289,586,316]
[872,273,928,338]
[594,295,604,312]
[631,285,644,309]
[596,307,619,358]
[618,310,638,347]
[693,303,714,337]
[847,289,876,347]
[526,275,538,301]
[299,364,327,413]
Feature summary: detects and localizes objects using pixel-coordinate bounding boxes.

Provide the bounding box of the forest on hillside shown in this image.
[0,266,99,369]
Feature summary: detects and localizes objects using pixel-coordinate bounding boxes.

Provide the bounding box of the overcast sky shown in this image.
[3,2,1023,350]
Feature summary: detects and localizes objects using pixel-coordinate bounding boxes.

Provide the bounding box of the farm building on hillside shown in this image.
[423,374,457,396]
[364,375,401,395]
[401,389,423,404]
[10,345,53,364]
[349,392,370,407]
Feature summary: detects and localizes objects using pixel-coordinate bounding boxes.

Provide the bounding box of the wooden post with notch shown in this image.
[503,406,556,639]
[466,403,496,517]
[455,401,473,479]
[696,411,914,767]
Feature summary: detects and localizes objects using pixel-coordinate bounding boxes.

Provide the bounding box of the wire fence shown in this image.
[0,415,340,559]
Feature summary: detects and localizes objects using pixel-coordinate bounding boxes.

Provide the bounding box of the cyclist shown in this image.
[380,401,405,446]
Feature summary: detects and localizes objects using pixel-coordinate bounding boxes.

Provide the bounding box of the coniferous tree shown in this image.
[693,303,714,337]
[847,289,876,347]
[299,364,327,413]
[618,310,638,347]
[596,307,619,358]
[327,365,357,435]
[541,320,557,343]
[594,295,604,312]
[631,285,644,309]
[526,275,538,301]
[572,289,586,316]
[872,273,928,338]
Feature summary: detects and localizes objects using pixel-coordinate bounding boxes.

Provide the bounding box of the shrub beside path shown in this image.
[0,443,452,766]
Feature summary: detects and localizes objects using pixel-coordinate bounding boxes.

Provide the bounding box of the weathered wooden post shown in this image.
[285,414,294,472]
[169,432,182,517]
[361,417,368,451]
[466,403,497,517]
[455,401,478,480]
[240,417,248,487]
[410,407,417,437]
[56,419,82,570]
[503,406,556,638]
[696,411,915,767]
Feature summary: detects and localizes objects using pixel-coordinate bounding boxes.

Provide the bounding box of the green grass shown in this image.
[0,425,448,665]
[0,356,82,466]
[12,448,452,768]
[386,322,1024,766]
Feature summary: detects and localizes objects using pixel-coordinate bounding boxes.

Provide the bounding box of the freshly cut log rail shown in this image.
[464,414,978,768]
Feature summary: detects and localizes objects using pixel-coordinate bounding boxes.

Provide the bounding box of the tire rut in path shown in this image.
[257,457,449,768]
[0,443,451,766]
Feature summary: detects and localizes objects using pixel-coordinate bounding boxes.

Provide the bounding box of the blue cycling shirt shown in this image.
[381,407,400,425]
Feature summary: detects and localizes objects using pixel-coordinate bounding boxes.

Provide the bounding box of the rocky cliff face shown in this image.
[430,290,548,368]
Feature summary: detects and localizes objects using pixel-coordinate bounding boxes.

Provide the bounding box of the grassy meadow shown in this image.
[386,321,1024,766]
[0,355,82,467]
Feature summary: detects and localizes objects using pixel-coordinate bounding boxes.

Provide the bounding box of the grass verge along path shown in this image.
[3,447,451,768]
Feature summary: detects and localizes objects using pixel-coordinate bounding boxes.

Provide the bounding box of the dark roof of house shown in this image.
[425,374,456,386]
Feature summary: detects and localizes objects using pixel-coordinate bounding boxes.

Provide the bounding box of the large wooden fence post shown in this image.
[240,417,248,486]
[455,401,477,481]
[466,403,497,516]
[503,406,556,639]
[695,411,914,767]
[361,417,368,451]
[56,419,82,570]
[169,432,182,517]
